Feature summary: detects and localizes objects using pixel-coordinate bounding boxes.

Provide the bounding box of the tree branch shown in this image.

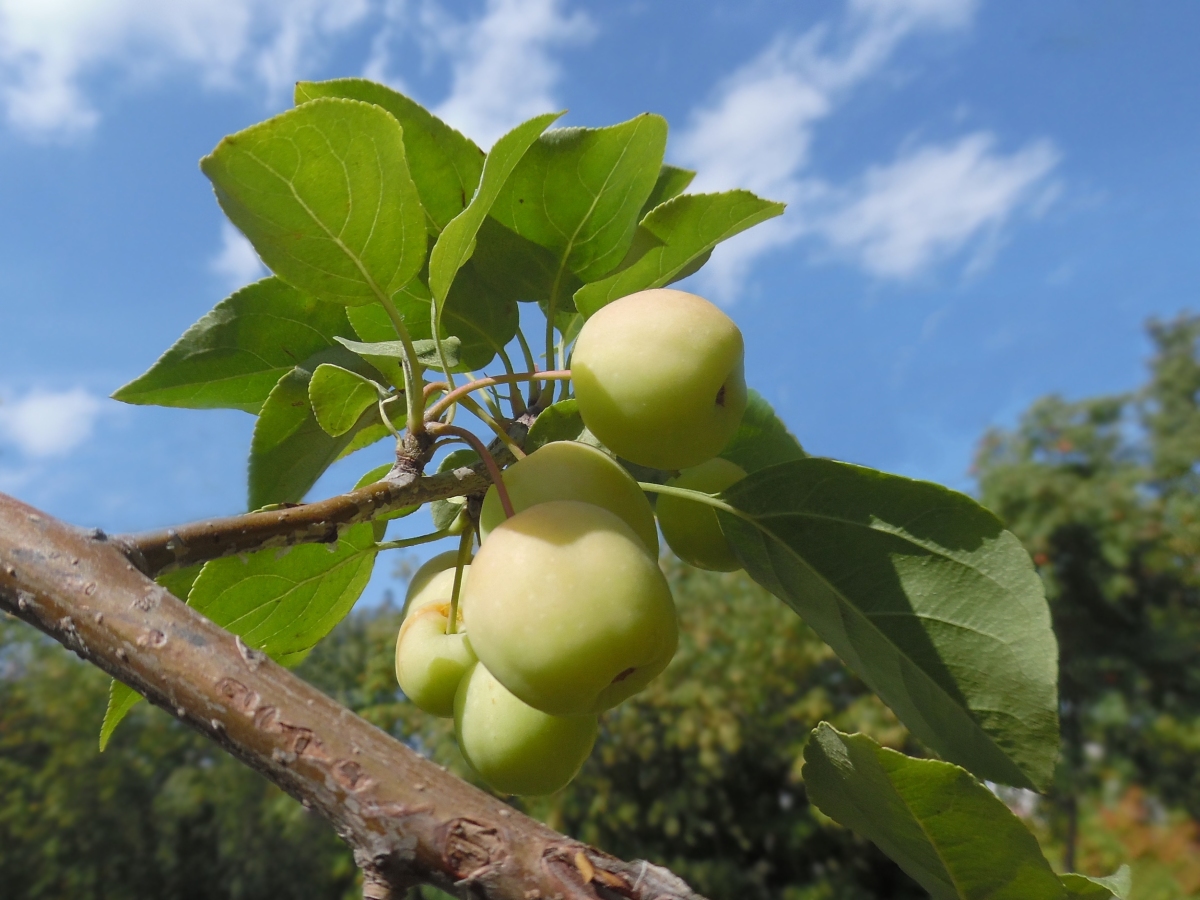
[115,417,532,579]
[0,491,706,900]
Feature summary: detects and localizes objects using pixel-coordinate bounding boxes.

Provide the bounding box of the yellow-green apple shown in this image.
[404,551,469,614]
[395,606,476,717]
[462,500,677,715]
[454,661,597,795]
[656,458,747,571]
[405,558,470,619]
[571,288,747,470]
[480,440,658,555]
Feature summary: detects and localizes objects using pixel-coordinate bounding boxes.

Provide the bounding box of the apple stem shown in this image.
[637,482,755,526]
[424,370,572,422]
[373,528,455,552]
[446,526,473,636]
[427,423,516,519]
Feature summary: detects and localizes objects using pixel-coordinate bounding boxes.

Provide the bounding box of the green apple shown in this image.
[656,458,747,572]
[463,500,677,715]
[454,661,597,796]
[395,607,476,717]
[572,288,747,470]
[480,440,658,556]
[404,551,468,613]
[404,555,471,618]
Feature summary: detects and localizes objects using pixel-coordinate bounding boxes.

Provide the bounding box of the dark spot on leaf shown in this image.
[518,197,524,204]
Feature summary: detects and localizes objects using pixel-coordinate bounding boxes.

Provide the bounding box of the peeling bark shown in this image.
[0,491,706,900]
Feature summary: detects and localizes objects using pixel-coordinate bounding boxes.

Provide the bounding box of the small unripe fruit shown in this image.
[395,607,476,717]
[572,289,747,470]
[656,458,747,572]
[404,551,470,614]
[480,440,658,556]
[405,563,470,619]
[463,501,677,716]
[454,661,597,795]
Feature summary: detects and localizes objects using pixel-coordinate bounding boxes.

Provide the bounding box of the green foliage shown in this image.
[976,314,1200,875]
[294,79,484,235]
[112,277,354,414]
[574,191,784,317]
[201,98,426,308]
[310,364,382,436]
[804,726,1126,900]
[720,388,807,473]
[1,616,358,900]
[491,114,667,289]
[188,522,376,664]
[721,458,1060,790]
[248,350,396,509]
[95,78,1075,893]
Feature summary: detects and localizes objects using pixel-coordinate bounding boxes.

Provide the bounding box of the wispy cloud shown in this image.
[367,0,593,147]
[0,387,105,458]
[211,221,267,291]
[818,133,1060,279]
[675,0,1057,296]
[0,0,370,137]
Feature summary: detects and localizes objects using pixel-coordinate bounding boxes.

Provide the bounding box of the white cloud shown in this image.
[382,0,593,147]
[0,0,369,136]
[673,0,1057,296]
[819,133,1060,279]
[211,221,267,290]
[0,388,104,458]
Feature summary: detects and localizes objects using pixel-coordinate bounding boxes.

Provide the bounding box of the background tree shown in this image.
[977,314,1200,890]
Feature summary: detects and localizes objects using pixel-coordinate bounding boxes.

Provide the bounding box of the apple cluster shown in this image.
[395,289,753,795]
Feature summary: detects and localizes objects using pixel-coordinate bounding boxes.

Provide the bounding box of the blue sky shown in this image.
[1,0,1198,598]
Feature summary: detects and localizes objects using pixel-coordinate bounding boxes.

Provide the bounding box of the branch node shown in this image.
[236,635,266,669]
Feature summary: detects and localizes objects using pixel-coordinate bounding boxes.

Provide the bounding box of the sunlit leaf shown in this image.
[295,79,484,234]
[719,389,806,473]
[575,191,784,317]
[720,458,1060,789]
[188,522,377,663]
[112,278,353,413]
[803,725,1065,900]
[201,98,426,308]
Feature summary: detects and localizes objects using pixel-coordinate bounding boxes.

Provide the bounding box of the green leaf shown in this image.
[574,191,784,317]
[1061,868,1131,899]
[309,364,381,437]
[201,98,426,308]
[719,458,1060,789]
[157,562,203,601]
[468,215,584,306]
[295,79,484,234]
[112,278,353,413]
[249,352,398,509]
[524,399,606,455]
[99,681,142,751]
[345,272,515,371]
[429,111,562,307]
[491,114,668,309]
[719,389,806,473]
[803,725,1065,900]
[334,335,462,378]
[188,522,376,663]
[638,164,696,220]
[430,449,479,530]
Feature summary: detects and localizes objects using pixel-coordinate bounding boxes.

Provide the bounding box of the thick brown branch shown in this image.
[115,417,531,579]
[0,492,706,900]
